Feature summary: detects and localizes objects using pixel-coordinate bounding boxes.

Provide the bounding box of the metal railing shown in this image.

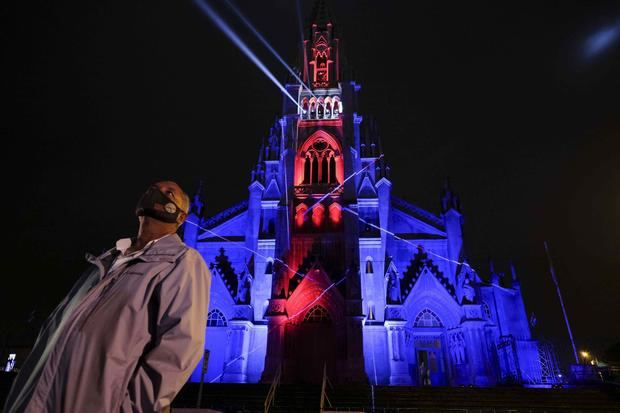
[320,363,333,412]
[264,364,282,413]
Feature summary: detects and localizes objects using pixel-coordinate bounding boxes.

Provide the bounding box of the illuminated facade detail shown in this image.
[185,0,560,387]
[414,309,443,328]
[304,305,331,323]
[300,95,342,119]
[207,309,228,327]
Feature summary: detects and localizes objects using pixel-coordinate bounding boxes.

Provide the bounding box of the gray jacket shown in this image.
[4,234,211,412]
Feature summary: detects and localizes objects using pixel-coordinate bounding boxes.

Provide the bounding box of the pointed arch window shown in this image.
[265,260,273,274]
[328,203,342,225]
[482,302,492,320]
[333,96,342,116]
[311,203,325,227]
[317,97,325,119]
[324,97,332,118]
[309,98,317,119]
[295,204,308,228]
[365,258,374,274]
[311,156,319,183]
[368,301,376,321]
[207,309,228,327]
[301,139,341,185]
[303,305,331,323]
[413,308,443,327]
[329,155,336,182]
[321,156,328,183]
[303,155,311,184]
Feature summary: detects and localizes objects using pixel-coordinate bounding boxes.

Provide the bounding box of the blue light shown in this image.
[584,24,620,58]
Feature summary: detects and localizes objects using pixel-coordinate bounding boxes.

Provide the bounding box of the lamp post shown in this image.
[196,349,210,409]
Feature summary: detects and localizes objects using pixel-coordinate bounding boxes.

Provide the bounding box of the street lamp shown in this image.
[580,350,590,364]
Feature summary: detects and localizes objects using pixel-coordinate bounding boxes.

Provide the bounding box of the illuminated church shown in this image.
[184,2,559,387]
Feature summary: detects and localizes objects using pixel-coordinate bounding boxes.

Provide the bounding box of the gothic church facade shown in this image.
[184,3,559,387]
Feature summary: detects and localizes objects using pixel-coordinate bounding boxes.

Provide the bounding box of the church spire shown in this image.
[489,258,501,285]
[510,260,520,288]
[441,177,461,213]
[303,0,340,89]
[190,180,205,217]
[310,0,333,29]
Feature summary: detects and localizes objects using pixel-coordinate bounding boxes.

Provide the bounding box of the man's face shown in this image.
[154,181,188,213]
[138,181,189,226]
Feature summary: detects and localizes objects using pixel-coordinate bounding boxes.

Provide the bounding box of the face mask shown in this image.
[135,187,184,224]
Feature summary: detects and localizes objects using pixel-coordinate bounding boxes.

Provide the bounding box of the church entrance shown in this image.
[284,305,338,384]
[413,336,447,386]
[416,349,443,385]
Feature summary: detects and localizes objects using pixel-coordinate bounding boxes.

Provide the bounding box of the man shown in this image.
[4,181,211,413]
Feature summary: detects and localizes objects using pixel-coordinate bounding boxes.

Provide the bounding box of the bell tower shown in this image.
[303,0,340,89]
[262,0,367,384]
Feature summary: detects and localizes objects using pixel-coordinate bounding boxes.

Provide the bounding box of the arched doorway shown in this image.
[411,309,448,386]
[284,304,339,383]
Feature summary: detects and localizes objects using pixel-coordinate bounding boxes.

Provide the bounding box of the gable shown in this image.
[357,174,378,198]
[286,265,345,323]
[403,268,462,328]
[263,178,281,200]
[208,267,236,315]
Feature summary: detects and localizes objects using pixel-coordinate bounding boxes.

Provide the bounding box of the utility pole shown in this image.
[544,241,579,364]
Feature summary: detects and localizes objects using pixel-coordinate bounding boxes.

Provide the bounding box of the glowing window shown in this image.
[329,203,342,225]
[295,132,344,187]
[333,97,342,115]
[295,204,308,228]
[303,305,331,323]
[312,203,325,227]
[414,309,443,327]
[302,139,340,185]
[207,309,228,327]
[365,258,374,274]
[325,97,332,118]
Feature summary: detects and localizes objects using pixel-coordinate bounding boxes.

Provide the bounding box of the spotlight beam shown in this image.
[223,0,316,99]
[194,0,302,111]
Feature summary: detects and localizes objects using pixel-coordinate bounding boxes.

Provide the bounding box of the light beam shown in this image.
[223,0,316,99]
[193,0,302,110]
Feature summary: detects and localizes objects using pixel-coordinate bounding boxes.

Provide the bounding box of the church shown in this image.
[183,1,560,387]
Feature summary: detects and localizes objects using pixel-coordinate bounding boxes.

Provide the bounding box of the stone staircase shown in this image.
[364,385,620,412]
[172,382,620,413]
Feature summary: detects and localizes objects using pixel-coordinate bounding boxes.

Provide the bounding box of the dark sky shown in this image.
[4,1,620,367]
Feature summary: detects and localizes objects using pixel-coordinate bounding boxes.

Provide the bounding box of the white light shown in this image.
[5,354,16,372]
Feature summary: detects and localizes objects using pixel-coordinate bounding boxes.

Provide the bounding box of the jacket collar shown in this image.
[86,233,188,265]
[137,233,188,263]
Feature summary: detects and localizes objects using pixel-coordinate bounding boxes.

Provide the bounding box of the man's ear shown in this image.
[177,211,187,226]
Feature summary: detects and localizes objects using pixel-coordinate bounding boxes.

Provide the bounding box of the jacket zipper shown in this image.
[75,270,125,332]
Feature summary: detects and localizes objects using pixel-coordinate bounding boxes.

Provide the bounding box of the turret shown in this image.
[489,258,500,285]
[303,0,339,89]
[510,260,520,289]
[441,178,463,285]
[183,182,205,249]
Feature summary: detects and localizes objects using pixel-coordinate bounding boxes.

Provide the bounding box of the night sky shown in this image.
[4,1,620,367]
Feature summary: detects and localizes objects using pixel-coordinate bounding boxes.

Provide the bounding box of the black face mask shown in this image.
[135,187,184,224]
